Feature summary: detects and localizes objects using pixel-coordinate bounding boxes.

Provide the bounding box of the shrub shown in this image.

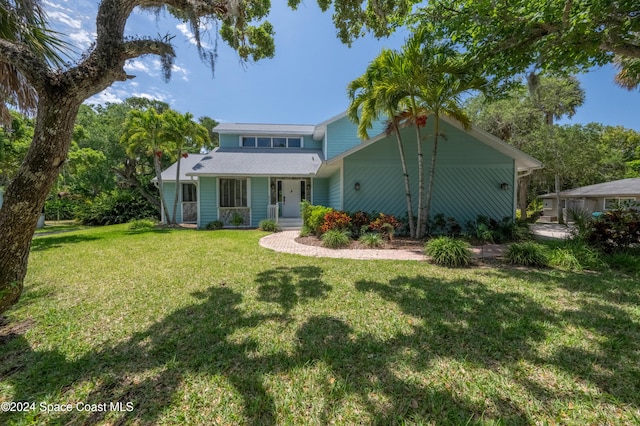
[468,215,522,243]
[425,237,473,267]
[321,229,351,248]
[548,247,583,272]
[231,212,245,227]
[350,211,371,237]
[128,218,157,231]
[369,213,401,240]
[505,241,548,267]
[259,219,281,232]
[206,220,223,230]
[320,210,352,234]
[299,225,312,237]
[566,207,592,240]
[431,213,462,237]
[587,204,640,252]
[307,205,334,235]
[75,189,158,225]
[359,232,383,248]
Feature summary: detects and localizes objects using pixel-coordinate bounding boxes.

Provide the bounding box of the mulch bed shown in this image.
[295,235,425,250]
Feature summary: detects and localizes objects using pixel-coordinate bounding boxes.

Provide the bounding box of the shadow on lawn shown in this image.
[30,234,101,252]
[2,267,639,424]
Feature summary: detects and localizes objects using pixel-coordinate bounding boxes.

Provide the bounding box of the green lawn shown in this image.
[1,225,639,424]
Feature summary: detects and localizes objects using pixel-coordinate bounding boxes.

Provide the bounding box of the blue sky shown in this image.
[45,1,639,131]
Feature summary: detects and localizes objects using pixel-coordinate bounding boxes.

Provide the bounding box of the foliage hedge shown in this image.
[75,189,158,225]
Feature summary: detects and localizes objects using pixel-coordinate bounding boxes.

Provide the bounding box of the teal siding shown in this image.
[219,134,239,148]
[161,182,183,223]
[251,177,269,226]
[304,135,322,151]
[198,177,218,228]
[312,178,329,206]
[325,115,386,160]
[342,120,515,224]
[328,169,342,210]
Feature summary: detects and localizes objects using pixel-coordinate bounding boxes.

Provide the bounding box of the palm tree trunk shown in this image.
[393,123,415,238]
[423,116,440,236]
[415,124,425,238]
[0,92,80,313]
[153,148,171,224]
[172,152,182,225]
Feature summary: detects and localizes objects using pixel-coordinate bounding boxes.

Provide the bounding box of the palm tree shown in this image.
[527,74,585,224]
[347,50,416,237]
[0,0,67,122]
[120,108,171,223]
[418,49,489,236]
[161,110,209,224]
[614,55,640,91]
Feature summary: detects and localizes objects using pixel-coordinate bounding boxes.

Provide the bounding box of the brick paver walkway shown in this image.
[259,231,505,261]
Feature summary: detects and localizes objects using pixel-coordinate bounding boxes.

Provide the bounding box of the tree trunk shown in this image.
[555,174,564,224]
[415,124,426,238]
[518,173,532,220]
[393,124,415,238]
[423,116,440,237]
[0,93,80,313]
[172,152,181,225]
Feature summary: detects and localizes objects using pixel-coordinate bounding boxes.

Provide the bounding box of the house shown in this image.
[538,178,640,222]
[156,111,542,228]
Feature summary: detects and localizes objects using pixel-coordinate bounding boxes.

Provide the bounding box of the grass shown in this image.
[1,225,639,424]
[33,220,88,234]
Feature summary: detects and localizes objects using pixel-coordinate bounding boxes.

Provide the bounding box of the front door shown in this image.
[281,179,302,217]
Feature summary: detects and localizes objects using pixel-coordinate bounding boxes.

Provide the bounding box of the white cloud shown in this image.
[124,59,151,74]
[86,87,125,105]
[68,29,94,50]
[176,22,211,49]
[48,10,82,29]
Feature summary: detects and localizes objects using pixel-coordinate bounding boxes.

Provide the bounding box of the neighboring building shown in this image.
[156,111,542,228]
[539,178,640,222]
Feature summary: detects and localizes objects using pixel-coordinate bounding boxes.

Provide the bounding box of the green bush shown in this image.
[425,237,472,267]
[350,211,371,237]
[258,219,281,232]
[45,197,79,220]
[75,189,158,225]
[206,220,223,230]
[369,213,401,240]
[321,229,351,248]
[587,204,640,252]
[359,232,383,248]
[299,225,312,237]
[548,247,583,272]
[307,205,334,235]
[128,218,157,231]
[505,241,548,267]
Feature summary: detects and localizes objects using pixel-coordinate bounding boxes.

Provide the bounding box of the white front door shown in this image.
[281,179,301,217]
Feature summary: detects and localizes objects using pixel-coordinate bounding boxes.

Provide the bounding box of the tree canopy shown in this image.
[416,0,640,79]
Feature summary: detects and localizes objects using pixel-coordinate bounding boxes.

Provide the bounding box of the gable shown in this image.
[324,115,386,160]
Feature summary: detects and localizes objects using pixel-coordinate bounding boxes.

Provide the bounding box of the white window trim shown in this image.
[238,135,304,149]
[604,197,636,210]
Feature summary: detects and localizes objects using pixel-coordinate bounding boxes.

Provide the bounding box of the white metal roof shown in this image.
[153,153,208,182]
[214,123,316,135]
[186,147,324,176]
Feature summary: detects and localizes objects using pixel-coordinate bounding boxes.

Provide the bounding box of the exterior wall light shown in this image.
[500,182,509,191]
[354,182,361,191]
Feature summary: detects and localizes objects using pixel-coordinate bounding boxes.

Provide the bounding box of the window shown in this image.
[220,179,247,207]
[182,184,197,202]
[605,197,636,210]
[257,137,271,147]
[242,137,256,147]
[240,136,303,148]
[287,137,302,148]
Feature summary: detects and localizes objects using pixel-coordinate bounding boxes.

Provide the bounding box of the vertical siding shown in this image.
[251,177,269,226]
[219,134,239,147]
[161,182,183,223]
[328,169,342,210]
[198,177,218,228]
[325,115,386,160]
[343,120,515,224]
